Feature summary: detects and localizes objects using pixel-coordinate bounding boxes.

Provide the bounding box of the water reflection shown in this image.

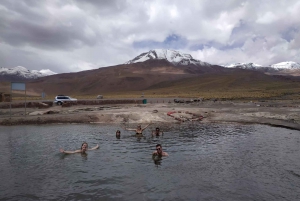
[0,123,299,201]
[134,135,147,142]
[152,155,162,166]
[81,153,88,159]
[59,152,88,160]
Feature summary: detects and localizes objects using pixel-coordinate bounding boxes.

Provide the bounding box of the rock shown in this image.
[45,110,59,114]
[84,108,95,111]
[38,102,49,109]
[29,111,44,116]
[29,110,59,116]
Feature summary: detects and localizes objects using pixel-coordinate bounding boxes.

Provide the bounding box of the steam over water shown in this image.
[0,123,299,200]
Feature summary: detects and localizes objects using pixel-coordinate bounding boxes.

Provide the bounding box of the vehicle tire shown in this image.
[58,101,62,105]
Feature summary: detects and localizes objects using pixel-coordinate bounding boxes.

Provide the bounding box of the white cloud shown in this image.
[0,0,300,73]
[256,12,278,24]
[70,61,98,72]
[169,5,179,19]
[190,34,296,66]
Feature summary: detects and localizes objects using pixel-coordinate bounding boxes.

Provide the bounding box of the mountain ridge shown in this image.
[270,61,300,69]
[0,55,299,99]
[0,66,56,81]
[126,49,211,66]
[223,61,300,70]
[1,49,300,82]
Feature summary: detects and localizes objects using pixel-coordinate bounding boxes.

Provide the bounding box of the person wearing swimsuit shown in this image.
[60,142,99,154]
[125,123,151,136]
[152,127,163,137]
[152,144,168,156]
[116,130,121,139]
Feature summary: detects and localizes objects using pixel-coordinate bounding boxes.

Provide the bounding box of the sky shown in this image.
[1,0,300,73]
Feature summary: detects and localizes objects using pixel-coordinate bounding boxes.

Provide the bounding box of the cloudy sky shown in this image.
[1,0,300,73]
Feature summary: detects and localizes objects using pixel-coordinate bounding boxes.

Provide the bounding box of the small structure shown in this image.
[0,92,11,102]
[96,95,103,99]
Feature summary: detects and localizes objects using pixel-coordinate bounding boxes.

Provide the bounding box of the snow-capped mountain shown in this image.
[270,61,300,70]
[126,49,211,66]
[222,61,300,76]
[224,61,300,70]
[0,66,56,80]
[223,63,262,69]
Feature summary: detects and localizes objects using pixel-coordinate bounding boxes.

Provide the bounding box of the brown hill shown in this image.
[144,68,300,98]
[26,60,224,96]
[1,60,299,100]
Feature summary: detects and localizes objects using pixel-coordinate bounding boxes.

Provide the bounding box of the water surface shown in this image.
[0,123,299,200]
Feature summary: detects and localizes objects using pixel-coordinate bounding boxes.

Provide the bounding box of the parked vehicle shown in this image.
[54,95,77,105]
[96,95,103,99]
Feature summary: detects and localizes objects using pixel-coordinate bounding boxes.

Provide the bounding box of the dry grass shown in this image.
[3,70,300,101]
[137,72,300,100]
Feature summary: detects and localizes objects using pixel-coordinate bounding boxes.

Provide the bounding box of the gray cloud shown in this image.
[0,0,300,73]
[0,1,100,50]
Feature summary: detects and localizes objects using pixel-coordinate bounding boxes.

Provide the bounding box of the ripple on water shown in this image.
[0,123,299,200]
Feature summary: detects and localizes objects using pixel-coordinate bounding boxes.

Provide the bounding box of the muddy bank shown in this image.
[0,100,300,130]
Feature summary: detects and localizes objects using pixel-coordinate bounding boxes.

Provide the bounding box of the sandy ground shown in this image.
[0,100,300,130]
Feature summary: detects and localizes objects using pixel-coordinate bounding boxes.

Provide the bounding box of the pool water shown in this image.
[0,123,299,200]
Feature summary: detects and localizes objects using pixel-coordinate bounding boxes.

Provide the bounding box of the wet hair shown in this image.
[81,142,88,150]
[156,127,160,130]
[156,144,162,148]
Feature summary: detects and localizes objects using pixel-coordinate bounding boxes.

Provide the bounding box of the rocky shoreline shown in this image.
[0,100,300,130]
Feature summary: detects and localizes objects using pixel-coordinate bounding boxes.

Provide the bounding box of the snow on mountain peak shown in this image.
[270,61,300,69]
[38,69,56,76]
[223,63,262,69]
[0,66,57,79]
[223,61,300,70]
[126,49,210,66]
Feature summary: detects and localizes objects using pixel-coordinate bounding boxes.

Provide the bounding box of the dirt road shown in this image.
[1,100,300,130]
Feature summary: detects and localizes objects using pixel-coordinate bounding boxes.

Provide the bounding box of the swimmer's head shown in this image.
[156,144,162,154]
[155,127,160,135]
[137,125,141,129]
[116,130,121,138]
[81,142,88,151]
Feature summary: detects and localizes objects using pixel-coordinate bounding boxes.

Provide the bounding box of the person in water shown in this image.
[116,130,121,139]
[60,142,99,154]
[152,144,168,156]
[125,123,151,135]
[152,127,163,136]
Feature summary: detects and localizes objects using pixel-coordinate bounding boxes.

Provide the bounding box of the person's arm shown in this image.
[163,152,169,156]
[142,123,151,131]
[89,144,99,150]
[60,149,81,154]
[125,128,136,131]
